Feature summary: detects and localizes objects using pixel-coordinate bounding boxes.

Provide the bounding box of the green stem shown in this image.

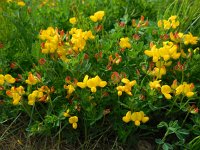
[157,130,169,150]
[166,96,178,116]
[181,110,190,127]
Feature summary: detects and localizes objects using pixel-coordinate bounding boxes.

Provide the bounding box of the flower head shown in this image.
[119,37,131,49]
[90,11,105,22]
[161,85,172,99]
[26,72,39,85]
[18,1,25,7]
[69,116,78,129]
[6,86,25,105]
[122,111,149,126]
[69,17,77,25]
[77,75,107,92]
[183,33,198,45]
[4,74,16,84]
[122,111,132,123]
[149,80,161,89]
[116,78,136,96]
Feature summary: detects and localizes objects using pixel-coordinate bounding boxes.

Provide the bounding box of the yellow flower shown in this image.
[63,109,70,117]
[158,16,179,30]
[119,37,131,49]
[6,86,25,105]
[12,93,21,105]
[0,74,4,85]
[90,11,105,22]
[183,82,195,98]
[144,45,160,62]
[171,79,178,90]
[122,111,132,123]
[116,78,136,96]
[87,78,97,92]
[4,74,16,84]
[175,82,195,98]
[149,80,161,89]
[25,72,39,85]
[77,75,89,88]
[28,93,36,105]
[17,1,26,7]
[161,85,172,99]
[77,75,107,92]
[69,116,78,129]
[64,84,75,95]
[183,33,198,45]
[163,20,171,30]
[94,75,107,88]
[170,32,183,43]
[151,66,166,79]
[116,86,124,96]
[157,20,162,28]
[28,90,44,105]
[131,111,149,126]
[90,15,97,22]
[69,17,77,25]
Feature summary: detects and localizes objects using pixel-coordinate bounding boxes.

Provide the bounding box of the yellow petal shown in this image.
[122,116,131,123]
[118,91,122,96]
[186,92,194,98]
[164,93,172,99]
[99,81,107,87]
[91,87,97,93]
[142,117,149,123]
[134,120,141,126]
[77,82,87,88]
[90,16,97,22]
[131,112,137,121]
[72,123,77,129]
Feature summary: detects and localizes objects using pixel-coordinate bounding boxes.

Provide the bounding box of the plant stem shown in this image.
[157,130,169,150]
[181,110,190,127]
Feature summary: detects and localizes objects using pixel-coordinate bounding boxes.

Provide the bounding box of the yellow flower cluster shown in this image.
[0,74,16,85]
[170,32,198,45]
[119,37,131,49]
[40,27,71,62]
[77,75,107,93]
[149,80,195,99]
[145,42,180,63]
[145,42,182,79]
[6,86,25,105]
[63,109,78,129]
[183,33,198,45]
[158,15,179,30]
[90,11,105,22]
[28,86,50,105]
[122,111,149,126]
[116,78,136,96]
[175,82,195,98]
[39,27,60,54]
[25,72,39,85]
[69,28,95,53]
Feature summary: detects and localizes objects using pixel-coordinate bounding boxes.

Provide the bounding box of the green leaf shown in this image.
[155,138,164,145]
[178,129,189,135]
[162,143,173,150]
[157,121,168,128]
